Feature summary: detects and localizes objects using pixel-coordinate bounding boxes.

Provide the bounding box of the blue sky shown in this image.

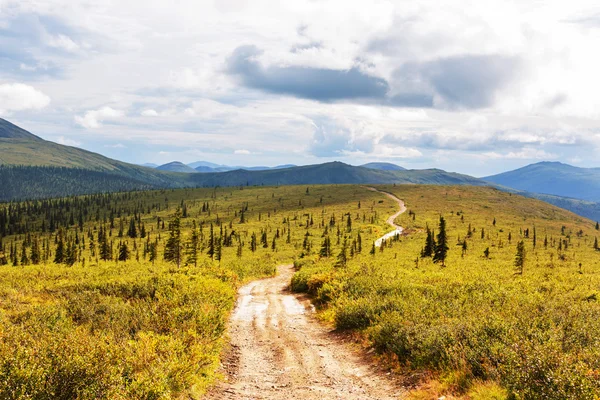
[1,0,600,176]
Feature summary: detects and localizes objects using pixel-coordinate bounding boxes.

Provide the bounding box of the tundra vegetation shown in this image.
[0,184,599,399]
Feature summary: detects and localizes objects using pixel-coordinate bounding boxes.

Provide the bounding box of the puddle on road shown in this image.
[232,294,269,321]
[282,295,306,315]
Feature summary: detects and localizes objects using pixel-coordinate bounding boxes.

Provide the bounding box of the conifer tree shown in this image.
[206,223,215,258]
[250,232,257,252]
[215,236,222,262]
[357,232,362,253]
[164,208,183,267]
[30,237,41,265]
[515,240,526,275]
[319,236,331,258]
[118,241,130,261]
[127,217,137,238]
[421,227,436,258]
[54,230,65,264]
[20,244,29,266]
[335,238,348,267]
[433,216,449,266]
[594,237,599,251]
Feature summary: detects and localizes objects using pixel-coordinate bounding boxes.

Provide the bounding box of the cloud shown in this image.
[0,83,50,114]
[141,109,159,117]
[227,46,519,110]
[55,136,81,146]
[309,117,376,157]
[46,33,80,52]
[227,45,389,102]
[391,55,520,109]
[75,106,124,129]
[482,148,557,160]
[234,149,251,155]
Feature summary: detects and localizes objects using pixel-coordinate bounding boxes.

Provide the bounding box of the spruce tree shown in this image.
[30,237,40,265]
[335,238,348,267]
[54,230,65,264]
[163,208,183,267]
[319,236,331,258]
[127,218,137,238]
[515,240,526,275]
[118,242,130,261]
[207,223,215,259]
[421,227,436,258]
[433,216,449,266]
[20,244,29,266]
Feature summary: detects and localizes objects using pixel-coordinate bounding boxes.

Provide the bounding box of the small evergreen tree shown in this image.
[319,236,331,258]
[515,240,526,274]
[164,208,183,267]
[335,238,348,267]
[118,241,130,261]
[433,216,449,266]
[421,227,436,258]
[250,233,257,252]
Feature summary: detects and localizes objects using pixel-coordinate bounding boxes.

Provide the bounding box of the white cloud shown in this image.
[482,148,558,160]
[46,34,80,52]
[141,109,159,117]
[75,107,124,129]
[4,1,600,173]
[0,83,51,115]
[55,136,82,146]
[234,149,251,155]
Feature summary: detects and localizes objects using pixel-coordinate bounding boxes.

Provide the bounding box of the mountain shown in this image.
[2,118,600,222]
[484,162,600,202]
[185,162,487,187]
[156,161,197,173]
[190,161,297,172]
[188,161,225,169]
[360,162,406,171]
[140,163,158,168]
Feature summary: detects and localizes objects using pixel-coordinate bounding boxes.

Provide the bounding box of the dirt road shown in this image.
[206,187,406,399]
[365,187,407,247]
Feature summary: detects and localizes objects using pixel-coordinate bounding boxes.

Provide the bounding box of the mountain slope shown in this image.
[361,162,406,171]
[484,162,600,202]
[186,162,487,187]
[156,161,197,173]
[0,118,43,140]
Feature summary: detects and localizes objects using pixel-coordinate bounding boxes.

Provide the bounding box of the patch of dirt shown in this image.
[205,265,406,399]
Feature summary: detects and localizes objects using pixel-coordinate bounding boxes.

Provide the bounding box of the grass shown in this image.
[2,183,600,398]
[292,185,600,399]
[0,184,391,398]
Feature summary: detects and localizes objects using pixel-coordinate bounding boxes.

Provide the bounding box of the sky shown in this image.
[1,0,600,176]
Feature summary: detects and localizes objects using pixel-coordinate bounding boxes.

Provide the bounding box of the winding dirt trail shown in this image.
[365,187,407,247]
[206,187,407,400]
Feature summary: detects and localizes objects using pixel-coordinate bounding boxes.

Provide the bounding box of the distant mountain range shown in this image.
[484,162,600,202]
[145,160,406,173]
[1,117,599,221]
